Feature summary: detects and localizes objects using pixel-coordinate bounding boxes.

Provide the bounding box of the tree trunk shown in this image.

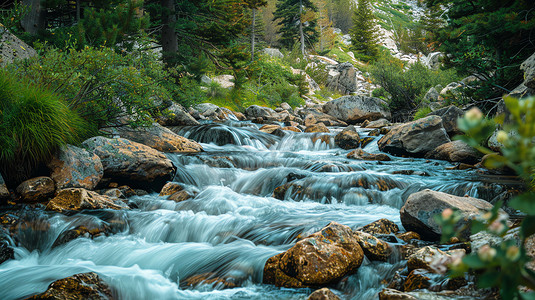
[21,0,46,34]
[251,8,256,61]
[299,0,305,57]
[76,0,81,22]
[160,0,178,67]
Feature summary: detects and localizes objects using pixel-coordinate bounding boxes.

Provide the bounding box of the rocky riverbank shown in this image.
[0,93,527,299]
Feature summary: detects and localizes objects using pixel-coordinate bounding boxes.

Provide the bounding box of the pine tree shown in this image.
[273,0,319,56]
[349,0,379,62]
[313,0,335,53]
[245,0,268,61]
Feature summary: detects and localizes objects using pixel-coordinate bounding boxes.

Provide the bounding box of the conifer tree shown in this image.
[349,0,379,61]
[273,0,319,56]
[245,0,268,61]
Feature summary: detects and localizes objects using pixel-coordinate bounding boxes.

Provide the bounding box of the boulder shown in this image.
[347,148,391,161]
[334,130,360,150]
[403,269,431,292]
[157,103,199,126]
[326,62,358,95]
[354,231,391,261]
[26,272,114,300]
[0,173,11,200]
[521,52,535,89]
[378,288,417,300]
[396,231,421,243]
[259,124,283,134]
[280,102,292,112]
[213,75,235,89]
[427,105,464,136]
[423,87,440,102]
[82,136,176,188]
[308,288,341,300]
[263,222,364,288]
[15,177,55,203]
[159,182,196,202]
[47,145,104,190]
[47,188,124,212]
[245,105,276,119]
[262,48,284,59]
[0,24,37,67]
[425,140,480,164]
[305,123,330,133]
[113,123,203,153]
[406,246,461,273]
[378,116,450,157]
[323,95,391,124]
[359,218,399,235]
[365,118,390,129]
[401,189,497,240]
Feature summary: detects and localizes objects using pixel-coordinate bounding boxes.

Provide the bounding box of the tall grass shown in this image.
[0,70,90,186]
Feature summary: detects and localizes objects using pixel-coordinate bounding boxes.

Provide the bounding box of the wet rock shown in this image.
[263,222,364,288]
[360,218,400,235]
[360,137,375,148]
[259,124,283,134]
[234,111,246,121]
[26,272,114,300]
[245,105,276,119]
[366,118,390,128]
[183,272,239,289]
[425,140,481,164]
[368,129,380,136]
[378,116,451,158]
[15,177,55,203]
[159,182,195,202]
[406,246,463,273]
[378,288,417,300]
[334,130,360,150]
[323,95,391,124]
[380,127,391,135]
[53,224,111,247]
[156,102,199,126]
[347,148,391,161]
[311,134,331,145]
[305,123,330,133]
[82,136,176,188]
[307,288,341,300]
[354,231,391,261]
[0,173,9,201]
[401,189,498,240]
[47,145,103,190]
[396,232,421,243]
[47,188,125,212]
[0,233,14,264]
[102,188,125,199]
[283,126,302,133]
[427,105,464,136]
[112,123,203,153]
[403,269,431,292]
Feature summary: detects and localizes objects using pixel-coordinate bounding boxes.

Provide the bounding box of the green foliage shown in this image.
[0,70,89,185]
[326,0,354,33]
[0,1,29,34]
[75,0,149,50]
[273,0,319,50]
[349,0,379,62]
[368,55,459,114]
[423,0,535,101]
[413,107,432,120]
[437,98,535,299]
[9,45,168,129]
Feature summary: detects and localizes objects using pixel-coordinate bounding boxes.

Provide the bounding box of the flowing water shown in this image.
[0,121,511,299]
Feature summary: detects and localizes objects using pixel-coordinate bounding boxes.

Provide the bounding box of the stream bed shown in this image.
[0,121,510,299]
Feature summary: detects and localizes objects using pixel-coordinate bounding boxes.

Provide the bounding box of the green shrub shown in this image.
[10,46,168,129]
[413,107,432,120]
[436,98,535,299]
[0,70,89,185]
[369,55,459,115]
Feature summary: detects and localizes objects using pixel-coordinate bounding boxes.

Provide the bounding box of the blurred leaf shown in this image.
[477,271,500,288]
[521,216,535,239]
[510,193,535,215]
[482,153,508,169]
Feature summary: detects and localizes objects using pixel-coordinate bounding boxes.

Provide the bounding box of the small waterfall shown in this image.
[0,120,517,300]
